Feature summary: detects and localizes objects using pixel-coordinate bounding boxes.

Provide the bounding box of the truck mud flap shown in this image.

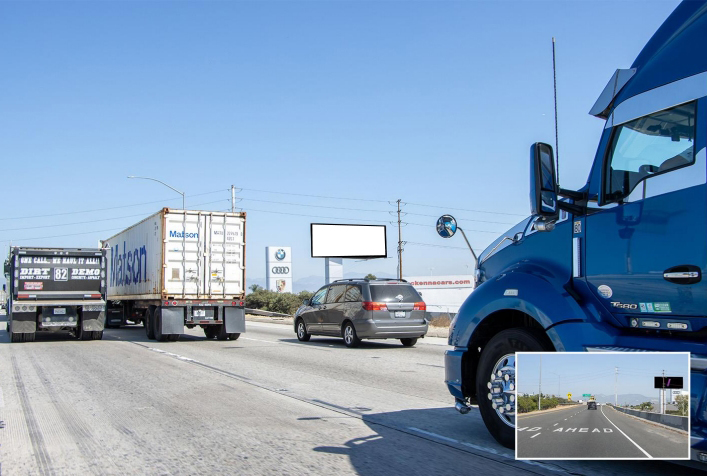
[224,307,246,334]
[10,312,36,333]
[82,311,106,332]
[161,307,185,335]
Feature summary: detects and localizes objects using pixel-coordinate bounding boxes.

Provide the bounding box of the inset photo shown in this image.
[515,352,689,460]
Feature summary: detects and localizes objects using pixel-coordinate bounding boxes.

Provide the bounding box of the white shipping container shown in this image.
[103,208,246,300]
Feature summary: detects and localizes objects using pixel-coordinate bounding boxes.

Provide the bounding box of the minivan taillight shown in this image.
[413,302,426,311]
[362,301,388,311]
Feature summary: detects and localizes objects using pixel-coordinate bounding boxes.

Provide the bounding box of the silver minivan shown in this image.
[294,278,428,347]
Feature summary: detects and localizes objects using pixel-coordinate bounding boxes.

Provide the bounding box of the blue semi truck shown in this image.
[438,0,707,463]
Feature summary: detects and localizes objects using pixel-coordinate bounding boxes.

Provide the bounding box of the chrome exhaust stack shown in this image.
[455,399,471,415]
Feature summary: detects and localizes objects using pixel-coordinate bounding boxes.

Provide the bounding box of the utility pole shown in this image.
[397,199,403,280]
[538,354,542,411]
[614,367,618,407]
[231,185,236,212]
[662,370,665,414]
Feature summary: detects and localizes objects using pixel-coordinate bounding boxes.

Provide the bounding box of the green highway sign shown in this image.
[583,394,591,397]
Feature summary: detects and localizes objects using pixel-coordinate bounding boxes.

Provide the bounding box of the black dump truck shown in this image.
[4,247,107,342]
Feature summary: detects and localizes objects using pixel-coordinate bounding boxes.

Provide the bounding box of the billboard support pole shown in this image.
[325,258,343,285]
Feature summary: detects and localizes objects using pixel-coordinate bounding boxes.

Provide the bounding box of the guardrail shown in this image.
[610,405,688,431]
[245,308,293,318]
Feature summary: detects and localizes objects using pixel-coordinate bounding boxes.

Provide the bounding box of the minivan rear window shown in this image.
[369,284,421,302]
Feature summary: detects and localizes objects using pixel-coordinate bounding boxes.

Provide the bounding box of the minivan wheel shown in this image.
[476,328,548,449]
[342,322,360,348]
[400,338,417,347]
[296,319,310,342]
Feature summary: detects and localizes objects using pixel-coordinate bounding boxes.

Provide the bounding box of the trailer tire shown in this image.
[216,324,228,341]
[476,328,549,449]
[145,307,156,340]
[25,332,35,342]
[168,334,179,342]
[228,333,240,340]
[154,308,168,342]
[203,327,217,339]
[11,332,23,343]
[92,331,103,340]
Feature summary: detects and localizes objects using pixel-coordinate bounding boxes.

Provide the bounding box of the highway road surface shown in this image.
[517,403,689,459]
[0,319,702,475]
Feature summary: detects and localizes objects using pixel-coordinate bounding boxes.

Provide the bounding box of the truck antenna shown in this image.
[552,37,560,186]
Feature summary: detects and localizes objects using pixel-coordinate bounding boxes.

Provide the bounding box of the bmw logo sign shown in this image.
[436,215,457,238]
[275,249,286,261]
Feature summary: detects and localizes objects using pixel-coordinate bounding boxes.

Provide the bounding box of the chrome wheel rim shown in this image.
[344,326,353,344]
[298,322,305,338]
[487,353,516,428]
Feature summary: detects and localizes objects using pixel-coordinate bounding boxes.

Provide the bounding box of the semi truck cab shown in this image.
[441,0,707,463]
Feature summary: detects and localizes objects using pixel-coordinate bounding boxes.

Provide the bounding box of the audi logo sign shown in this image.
[271,267,290,274]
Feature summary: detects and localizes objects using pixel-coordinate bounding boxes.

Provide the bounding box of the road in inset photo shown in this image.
[516,352,689,460]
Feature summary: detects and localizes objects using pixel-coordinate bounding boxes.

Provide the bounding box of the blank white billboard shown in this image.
[311,223,387,258]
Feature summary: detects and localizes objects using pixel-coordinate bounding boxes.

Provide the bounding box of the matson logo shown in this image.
[170,230,199,239]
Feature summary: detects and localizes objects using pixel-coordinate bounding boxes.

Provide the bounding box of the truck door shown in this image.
[583,99,706,324]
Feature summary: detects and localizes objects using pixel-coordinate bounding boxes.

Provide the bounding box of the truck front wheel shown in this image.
[476,328,549,449]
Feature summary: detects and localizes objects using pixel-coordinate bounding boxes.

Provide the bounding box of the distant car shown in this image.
[294,278,428,348]
[588,401,597,410]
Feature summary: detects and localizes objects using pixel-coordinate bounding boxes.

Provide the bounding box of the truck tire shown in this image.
[228,333,240,340]
[145,307,156,340]
[92,331,103,340]
[25,332,36,342]
[11,332,23,343]
[203,327,217,339]
[168,334,179,342]
[476,328,549,449]
[154,308,168,342]
[77,324,92,341]
[216,324,228,341]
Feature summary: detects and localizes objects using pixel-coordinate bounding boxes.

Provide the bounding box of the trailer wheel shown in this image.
[25,332,36,342]
[145,307,156,340]
[203,327,217,339]
[92,331,103,340]
[476,328,548,449]
[216,324,228,341]
[154,308,168,342]
[168,334,179,342]
[11,332,23,343]
[228,333,240,340]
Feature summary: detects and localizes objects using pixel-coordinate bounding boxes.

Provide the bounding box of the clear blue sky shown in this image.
[518,353,689,400]
[0,0,681,287]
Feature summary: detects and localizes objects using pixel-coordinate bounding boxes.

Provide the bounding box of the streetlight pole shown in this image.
[128,175,187,296]
[127,176,185,210]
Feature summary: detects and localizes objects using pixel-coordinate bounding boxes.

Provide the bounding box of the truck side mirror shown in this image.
[530,142,559,218]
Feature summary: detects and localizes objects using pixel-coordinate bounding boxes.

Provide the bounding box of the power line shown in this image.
[0,189,226,222]
[240,187,390,203]
[0,199,228,234]
[0,227,126,244]
[403,201,527,217]
[404,211,517,226]
[239,197,392,214]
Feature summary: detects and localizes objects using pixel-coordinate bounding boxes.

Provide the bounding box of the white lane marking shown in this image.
[409,427,565,474]
[0,386,4,408]
[600,404,652,458]
[530,432,541,439]
[553,423,558,426]
[147,347,198,363]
